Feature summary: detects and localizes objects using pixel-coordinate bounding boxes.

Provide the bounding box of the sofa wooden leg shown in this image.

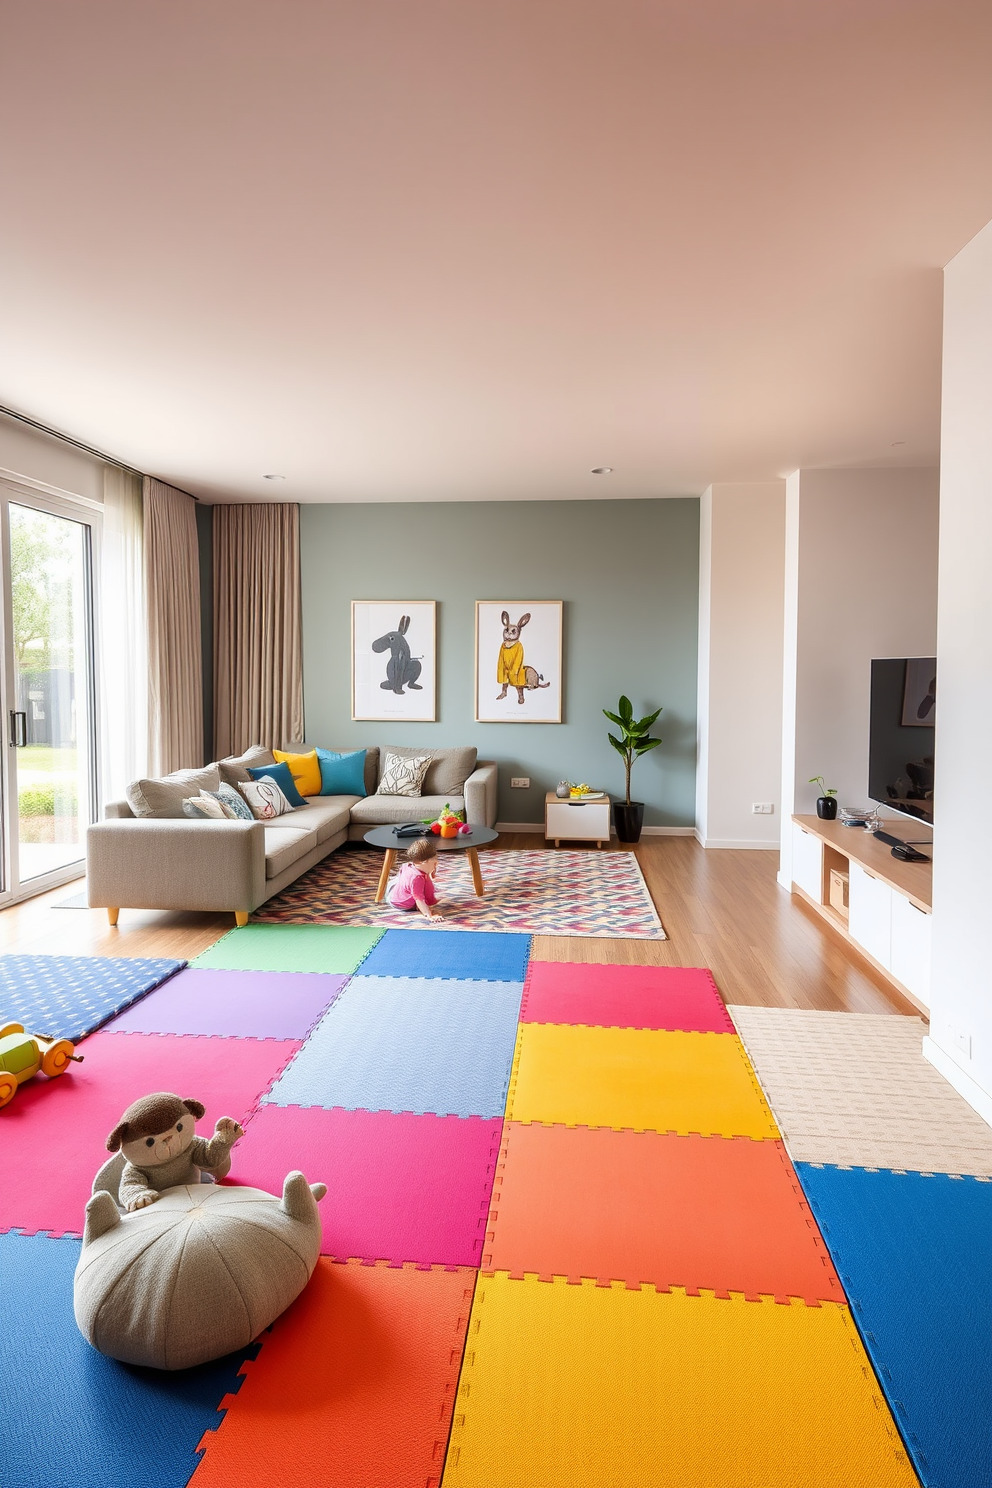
[107,907,120,927]
[235,910,249,927]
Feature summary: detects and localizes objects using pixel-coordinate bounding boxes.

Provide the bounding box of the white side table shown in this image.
[544,791,611,848]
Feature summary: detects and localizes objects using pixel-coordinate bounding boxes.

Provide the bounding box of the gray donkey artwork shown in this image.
[372,614,423,695]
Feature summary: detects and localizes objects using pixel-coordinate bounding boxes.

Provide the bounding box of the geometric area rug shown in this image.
[252,847,666,939]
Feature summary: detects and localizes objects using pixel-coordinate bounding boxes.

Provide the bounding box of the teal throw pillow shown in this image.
[316,748,367,797]
[247,760,305,807]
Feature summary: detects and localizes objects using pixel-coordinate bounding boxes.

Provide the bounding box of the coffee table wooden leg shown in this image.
[468,847,485,896]
[375,848,396,903]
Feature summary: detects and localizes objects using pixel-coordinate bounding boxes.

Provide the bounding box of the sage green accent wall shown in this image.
[300,499,699,826]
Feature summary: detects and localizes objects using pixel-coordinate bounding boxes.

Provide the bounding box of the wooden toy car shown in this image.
[0,1023,83,1108]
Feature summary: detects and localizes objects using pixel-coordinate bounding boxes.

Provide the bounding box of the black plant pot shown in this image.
[614,801,645,843]
[816,796,838,820]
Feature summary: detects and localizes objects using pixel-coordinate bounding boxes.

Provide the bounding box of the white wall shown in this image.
[925,219,992,1126]
[0,414,104,504]
[779,466,939,888]
[696,482,785,848]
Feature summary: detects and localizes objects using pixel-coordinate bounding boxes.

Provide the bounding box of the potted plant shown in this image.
[603,695,662,843]
[809,776,838,820]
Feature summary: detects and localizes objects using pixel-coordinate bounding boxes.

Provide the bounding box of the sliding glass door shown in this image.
[0,486,97,901]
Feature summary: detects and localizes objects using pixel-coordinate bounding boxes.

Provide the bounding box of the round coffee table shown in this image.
[363,824,500,903]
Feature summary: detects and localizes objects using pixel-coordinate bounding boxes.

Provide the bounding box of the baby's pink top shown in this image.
[388,862,438,909]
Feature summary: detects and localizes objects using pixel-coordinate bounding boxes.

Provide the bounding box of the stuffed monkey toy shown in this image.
[106,1092,244,1212]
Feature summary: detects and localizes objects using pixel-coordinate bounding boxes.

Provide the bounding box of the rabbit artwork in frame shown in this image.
[352,600,436,720]
[476,600,563,723]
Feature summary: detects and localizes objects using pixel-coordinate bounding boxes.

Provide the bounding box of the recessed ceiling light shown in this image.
[263,473,286,481]
[591,467,613,475]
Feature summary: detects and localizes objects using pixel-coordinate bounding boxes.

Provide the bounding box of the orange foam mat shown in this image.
[442,1274,918,1488]
[191,1258,475,1488]
[484,1123,844,1303]
[508,1023,779,1138]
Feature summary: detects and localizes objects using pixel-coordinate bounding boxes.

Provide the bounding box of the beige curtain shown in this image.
[144,477,203,774]
[213,503,304,758]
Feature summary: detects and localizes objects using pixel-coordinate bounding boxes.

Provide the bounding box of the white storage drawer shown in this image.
[545,800,611,845]
[848,861,893,970]
[890,892,932,1007]
[791,822,824,903]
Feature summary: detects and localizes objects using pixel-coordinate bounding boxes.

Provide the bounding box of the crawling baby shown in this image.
[105,1091,244,1212]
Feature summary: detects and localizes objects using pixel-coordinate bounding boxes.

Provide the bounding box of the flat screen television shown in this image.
[868,658,936,825]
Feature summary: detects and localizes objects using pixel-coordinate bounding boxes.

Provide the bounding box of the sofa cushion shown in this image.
[349,793,464,827]
[217,745,276,787]
[273,748,322,798]
[284,743,378,797]
[263,797,356,845]
[377,751,432,797]
[316,749,367,797]
[263,826,318,878]
[379,745,477,797]
[126,765,222,819]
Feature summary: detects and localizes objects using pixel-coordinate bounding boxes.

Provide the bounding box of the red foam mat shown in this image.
[0,1030,300,1237]
[191,1258,474,1488]
[521,962,734,1032]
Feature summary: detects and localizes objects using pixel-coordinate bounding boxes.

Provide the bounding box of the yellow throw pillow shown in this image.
[273,748,322,799]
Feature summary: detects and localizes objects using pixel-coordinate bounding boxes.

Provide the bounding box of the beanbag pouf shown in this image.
[74,1172,325,1370]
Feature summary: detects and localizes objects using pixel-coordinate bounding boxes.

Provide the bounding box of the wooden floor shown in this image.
[0,835,918,1017]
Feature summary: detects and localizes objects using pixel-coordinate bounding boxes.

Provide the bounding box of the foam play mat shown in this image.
[0,953,184,1041]
[4,942,987,1486]
[252,845,667,938]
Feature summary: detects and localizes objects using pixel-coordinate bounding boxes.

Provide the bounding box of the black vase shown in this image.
[613,801,645,843]
[816,796,838,820]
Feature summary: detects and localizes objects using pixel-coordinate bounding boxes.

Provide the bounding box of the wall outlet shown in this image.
[952,1028,973,1060]
[510,777,530,789]
[752,802,774,815]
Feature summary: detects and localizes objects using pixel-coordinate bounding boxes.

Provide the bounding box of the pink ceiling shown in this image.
[2,0,991,502]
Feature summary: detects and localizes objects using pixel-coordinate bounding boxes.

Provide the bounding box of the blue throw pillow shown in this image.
[316,748,367,797]
[247,760,305,808]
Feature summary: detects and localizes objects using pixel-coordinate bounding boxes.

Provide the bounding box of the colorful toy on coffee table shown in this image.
[0,1022,82,1108]
[424,802,471,839]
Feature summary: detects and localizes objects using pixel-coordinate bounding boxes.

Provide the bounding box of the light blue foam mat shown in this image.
[0,955,185,1043]
[356,928,531,984]
[264,974,525,1117]
[797,1163,992,1488]
[0,1231,256,1488]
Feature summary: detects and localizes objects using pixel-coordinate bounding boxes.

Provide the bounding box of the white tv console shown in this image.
[790,814,932,1011]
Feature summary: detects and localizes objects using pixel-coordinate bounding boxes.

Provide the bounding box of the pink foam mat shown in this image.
[0,1030,301,1238]
[104,968,347,1040]
[520,961,734,1033]
[234,1103,503,1267]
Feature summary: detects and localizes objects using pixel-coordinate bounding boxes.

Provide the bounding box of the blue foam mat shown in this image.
[265,974,525,1117]
[0,1232,254,1488]
[797,1164,992,1488]
[357,928,531,983]
[0,955,185,1042]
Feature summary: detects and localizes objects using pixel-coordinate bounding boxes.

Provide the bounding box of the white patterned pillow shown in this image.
[376,751,432,797]
[182,793,229,820]
[238,776,294,820]
[216,783,255,821]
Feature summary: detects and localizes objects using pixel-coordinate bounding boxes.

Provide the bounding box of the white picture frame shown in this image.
[475,601,563,723]
[352,601,437,721]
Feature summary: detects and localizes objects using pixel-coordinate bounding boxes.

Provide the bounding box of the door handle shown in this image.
[9,711,26,748]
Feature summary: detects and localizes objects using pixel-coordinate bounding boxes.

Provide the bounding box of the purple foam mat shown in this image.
[104,968,348,1041]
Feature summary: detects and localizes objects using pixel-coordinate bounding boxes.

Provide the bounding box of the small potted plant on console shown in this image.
[809,776,838,820]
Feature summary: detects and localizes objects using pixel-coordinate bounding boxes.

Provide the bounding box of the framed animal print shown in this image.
[475,601,563,723]
[352,601,437,721]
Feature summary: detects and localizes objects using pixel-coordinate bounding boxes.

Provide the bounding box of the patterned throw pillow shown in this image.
[238,776,294,820]
[216,783,255,821]
[182,793,229,820]
[376,751,432,797]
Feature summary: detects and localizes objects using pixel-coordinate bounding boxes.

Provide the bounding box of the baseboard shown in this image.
[495,821,694,837]
[923,1036,992,1131]
[694,832,780,850]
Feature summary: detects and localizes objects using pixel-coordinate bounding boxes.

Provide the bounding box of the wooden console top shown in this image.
[793,814,932,911]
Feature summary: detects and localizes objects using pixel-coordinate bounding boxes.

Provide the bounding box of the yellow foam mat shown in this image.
[442,1274,917,1488]
[507,1024,779,1138]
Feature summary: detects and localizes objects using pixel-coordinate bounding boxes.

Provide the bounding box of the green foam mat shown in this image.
[192,923,383,974]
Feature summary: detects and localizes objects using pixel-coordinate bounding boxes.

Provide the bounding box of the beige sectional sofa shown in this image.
[86,744,498,925]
